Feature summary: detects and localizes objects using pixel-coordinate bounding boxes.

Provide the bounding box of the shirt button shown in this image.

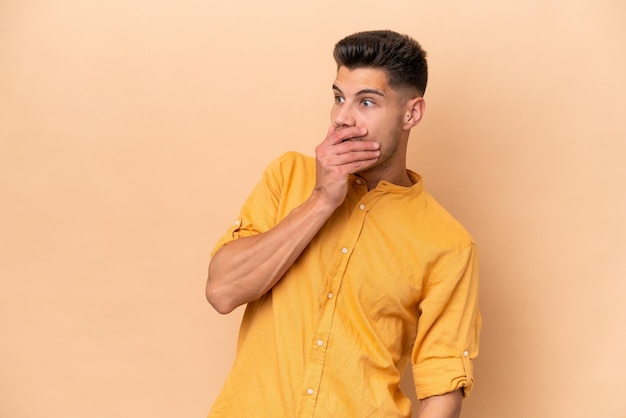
[341,247,348,254]
[327,293,333,299]
[359,204,365,210]
[317,339,324,347]
[463,350,470,357]
[307,388,314,395]
[234,219,241,226]
[355,178,362,185]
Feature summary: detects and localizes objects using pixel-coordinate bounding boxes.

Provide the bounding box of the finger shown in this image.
[338,156,380,174]
[316,139,380,168]
[350,157,379,170]
[323,149,380,167]
[335,139,380,153]
[325,126,368,145]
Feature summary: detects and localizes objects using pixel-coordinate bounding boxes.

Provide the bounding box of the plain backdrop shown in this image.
[1,1,625,417]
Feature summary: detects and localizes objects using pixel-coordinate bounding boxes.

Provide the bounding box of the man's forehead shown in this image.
[333,66,391,94]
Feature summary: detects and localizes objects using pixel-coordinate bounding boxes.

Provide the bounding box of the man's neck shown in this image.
[360,166,414,191]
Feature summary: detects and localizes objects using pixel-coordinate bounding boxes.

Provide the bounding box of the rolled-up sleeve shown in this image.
[210,155,285,257]
[412,241,481,399]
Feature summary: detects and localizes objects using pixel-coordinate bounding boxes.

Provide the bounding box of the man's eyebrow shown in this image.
[332,85,385,97]
[356,88,385,97]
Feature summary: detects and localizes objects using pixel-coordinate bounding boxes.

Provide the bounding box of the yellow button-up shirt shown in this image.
[209,152,481,418]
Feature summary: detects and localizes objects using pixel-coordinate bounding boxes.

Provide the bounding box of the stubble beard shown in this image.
[354,137,399,176]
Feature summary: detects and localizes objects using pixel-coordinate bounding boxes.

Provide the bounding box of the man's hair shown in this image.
[333,30,428,96]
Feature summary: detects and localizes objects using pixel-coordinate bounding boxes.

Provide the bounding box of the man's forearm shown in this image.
[206,189,336,314]
[416,390,463,418]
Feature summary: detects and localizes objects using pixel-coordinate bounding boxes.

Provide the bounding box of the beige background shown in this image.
[1,1,625,417]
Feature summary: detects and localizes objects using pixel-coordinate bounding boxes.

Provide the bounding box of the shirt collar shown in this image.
[350,170,423,196]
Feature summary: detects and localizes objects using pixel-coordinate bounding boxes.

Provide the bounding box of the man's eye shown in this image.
[362,99,374,107]
[334,96,345,104]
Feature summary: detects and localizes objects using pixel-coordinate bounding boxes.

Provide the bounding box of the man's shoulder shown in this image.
[418,189,475,246]
[262,151,316,199]
[273,151,314,168]
[265,151,315,178]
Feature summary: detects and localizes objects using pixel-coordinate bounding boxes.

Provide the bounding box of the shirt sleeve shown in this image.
[412,241,482,399]
[210,154,285,257]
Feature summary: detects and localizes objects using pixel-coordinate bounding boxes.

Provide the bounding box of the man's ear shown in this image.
[403,97,426,130]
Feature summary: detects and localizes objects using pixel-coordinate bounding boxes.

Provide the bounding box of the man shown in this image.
[206,30,481,418]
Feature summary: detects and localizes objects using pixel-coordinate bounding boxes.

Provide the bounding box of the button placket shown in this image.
[298,191,379,416]
[299,279,337,414]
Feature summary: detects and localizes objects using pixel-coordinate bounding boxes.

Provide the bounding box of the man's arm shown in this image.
[206,191,334,314]
[206,125,379,314]
[417,390,463,418]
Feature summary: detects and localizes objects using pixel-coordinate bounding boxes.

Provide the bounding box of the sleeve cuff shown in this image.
[412,351,475,399]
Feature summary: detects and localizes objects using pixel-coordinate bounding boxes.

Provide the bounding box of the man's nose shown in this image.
[333,104,356,128]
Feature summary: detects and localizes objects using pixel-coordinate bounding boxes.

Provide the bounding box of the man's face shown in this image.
[330,66,412,174]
